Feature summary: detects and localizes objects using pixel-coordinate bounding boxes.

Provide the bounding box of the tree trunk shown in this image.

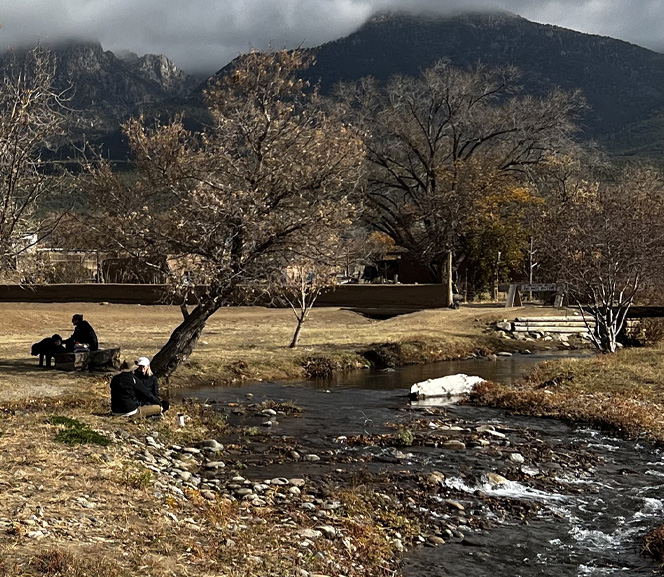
[151,300,221,379]
[289,317,305,349]
[443,251,453,308]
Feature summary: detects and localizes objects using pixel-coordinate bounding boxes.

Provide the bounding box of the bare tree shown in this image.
[340,60,582,305]
[540,165,664,352]
[274,256,339,348]
[0,46,68,276]
[82,50,364,378]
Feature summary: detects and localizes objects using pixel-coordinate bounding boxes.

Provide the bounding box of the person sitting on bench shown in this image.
[64,314,99,352]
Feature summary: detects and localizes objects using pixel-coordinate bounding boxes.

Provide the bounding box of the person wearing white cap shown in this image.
[133,356,169,415]
[134,357,159,397]
[110,361,162,417]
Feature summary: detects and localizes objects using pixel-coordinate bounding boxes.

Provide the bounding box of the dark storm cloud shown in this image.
[0,1,662,74]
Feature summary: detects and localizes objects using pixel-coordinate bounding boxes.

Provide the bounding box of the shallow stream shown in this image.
[177,351,664,576]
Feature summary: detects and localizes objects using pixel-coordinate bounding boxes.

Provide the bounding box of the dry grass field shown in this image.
[0,301,558,401]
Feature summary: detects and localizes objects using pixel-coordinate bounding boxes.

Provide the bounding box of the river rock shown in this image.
[445,500,465,511]
[487,472,508,486]
[201,439,223,451]
[304,454,321,462]
[521,465,541,476]
[496,351,513,357]
[496,321,513,331]
[410,374,486,400]
[289,486,302,496]
[427,471,446,486]
[205,461,226,469]
[509,453,525,464]
[443,440,466,451]
[299,529,322,540]
[427,535,446,546]
[318,525,337,539]
[289,478,306,487]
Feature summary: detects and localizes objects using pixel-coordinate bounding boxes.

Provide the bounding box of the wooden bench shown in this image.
[55,348,121,371]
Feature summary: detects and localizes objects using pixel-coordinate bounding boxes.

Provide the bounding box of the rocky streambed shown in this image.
[168,354,664,576]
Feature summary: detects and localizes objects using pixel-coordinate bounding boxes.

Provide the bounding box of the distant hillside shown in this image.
[7,12,664,163]
[1,41,201,161]
[302,11,664,159]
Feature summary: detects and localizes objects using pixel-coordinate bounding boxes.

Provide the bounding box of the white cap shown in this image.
[136,356,150,367]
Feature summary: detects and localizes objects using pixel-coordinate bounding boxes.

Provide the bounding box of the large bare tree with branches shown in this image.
[0,46,68,276]
[340,60,583,304]
[82,50,364,378]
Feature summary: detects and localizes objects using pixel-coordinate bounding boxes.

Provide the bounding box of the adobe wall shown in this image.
[0,283,447,310]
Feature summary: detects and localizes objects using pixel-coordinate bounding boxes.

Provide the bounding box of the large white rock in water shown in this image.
[410,374,486,400]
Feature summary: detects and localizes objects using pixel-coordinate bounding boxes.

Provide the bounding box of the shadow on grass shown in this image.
[0,359,102,377]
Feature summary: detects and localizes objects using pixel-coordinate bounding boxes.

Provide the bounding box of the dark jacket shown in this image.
[134,370,160,401]
[65,320,98,351]
[133,370,160,406]
[110,372,140,414]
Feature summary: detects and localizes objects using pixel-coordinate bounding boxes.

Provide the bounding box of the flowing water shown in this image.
[176,351,664,576]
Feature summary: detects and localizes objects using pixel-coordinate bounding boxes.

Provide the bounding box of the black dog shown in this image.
[31,334,66,368]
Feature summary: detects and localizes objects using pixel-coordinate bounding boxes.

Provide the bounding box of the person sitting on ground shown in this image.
[110,359,168,417]
[30,334,66,368]
[134,356,170,413]
[64,314,99,352]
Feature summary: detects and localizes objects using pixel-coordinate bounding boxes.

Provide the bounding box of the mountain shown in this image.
[7,12,664,163]
[1,41,201,159]
[301,11,664,159]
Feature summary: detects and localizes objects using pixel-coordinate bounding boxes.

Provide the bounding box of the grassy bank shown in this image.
[0,394,418,577]
[0,302,555,400]
[470,345,664,443]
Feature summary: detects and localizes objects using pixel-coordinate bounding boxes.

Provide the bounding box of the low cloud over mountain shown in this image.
[0,1,663,74]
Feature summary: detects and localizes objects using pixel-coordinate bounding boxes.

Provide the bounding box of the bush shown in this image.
[395,427,414,447]
[633,318,664,347]
[362,343,403,369]
[302,356,335,378]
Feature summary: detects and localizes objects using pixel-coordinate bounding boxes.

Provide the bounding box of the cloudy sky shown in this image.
[1,1,662,74]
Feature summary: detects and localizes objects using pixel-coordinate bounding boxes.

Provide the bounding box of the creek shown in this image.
[176,351,663,576]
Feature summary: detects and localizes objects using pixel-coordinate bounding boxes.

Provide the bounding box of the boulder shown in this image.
[410,374,486,400]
